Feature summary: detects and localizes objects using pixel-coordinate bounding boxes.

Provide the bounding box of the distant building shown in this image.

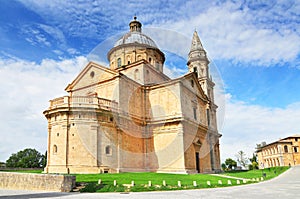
[0,162,5,168]
[256,135,300,168]
[43,17,221,174]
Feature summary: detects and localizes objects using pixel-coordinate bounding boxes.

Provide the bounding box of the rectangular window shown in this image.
[193,107,197,120]
[193,67,198,77]
[206,109,210,126]
[294,147,298,153]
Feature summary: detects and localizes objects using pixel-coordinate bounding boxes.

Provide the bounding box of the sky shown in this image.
[0,0,300,165]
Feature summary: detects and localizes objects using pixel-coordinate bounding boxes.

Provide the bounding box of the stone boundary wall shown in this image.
[0,172,76,192]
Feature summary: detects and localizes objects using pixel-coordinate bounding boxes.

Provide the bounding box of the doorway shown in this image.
[195,152,200,173]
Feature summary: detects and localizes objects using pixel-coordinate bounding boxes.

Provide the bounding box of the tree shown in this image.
[6,148,45,168]
[249,153,258,163]
[225,158,237,170]
[236,150,248,169]
[249,153,259,170]
[41,151,47,168]
[221,163,227,171]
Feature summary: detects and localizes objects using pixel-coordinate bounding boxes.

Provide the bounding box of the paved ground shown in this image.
[1,166,299,199]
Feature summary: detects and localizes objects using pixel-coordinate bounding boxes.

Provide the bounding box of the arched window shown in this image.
[127,55,131,64]
[105,145,112,155]
[53,145,57,154]
[284,145,288,153]
[137,55,142,61]
[117,58,121,67]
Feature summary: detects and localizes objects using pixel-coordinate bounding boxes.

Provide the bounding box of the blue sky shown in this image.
[0,0,300,164]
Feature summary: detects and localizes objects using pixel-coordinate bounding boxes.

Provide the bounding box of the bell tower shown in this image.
[187,31,214,100]
[187,31,221,172]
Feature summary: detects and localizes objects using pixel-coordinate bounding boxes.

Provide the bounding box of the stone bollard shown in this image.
[256,178,259,182]
[131,181,135,186]
[252,178,255,182]
[193,181,197,187]
[227,180,232,185]
[243,179,247,183]
[148,181,152,187]
[237,180,240,184]
[113,180,117,186]
[207,181,211,186]
[163,180,166,186]
[218,180,222,185]
[178,181,181,187]
[98,179,102,185]
[261,177,264,181]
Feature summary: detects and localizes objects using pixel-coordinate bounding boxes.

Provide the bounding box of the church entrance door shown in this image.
[195,152,200,173]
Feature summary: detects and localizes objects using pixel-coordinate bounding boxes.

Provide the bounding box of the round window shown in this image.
[90,71,95,78]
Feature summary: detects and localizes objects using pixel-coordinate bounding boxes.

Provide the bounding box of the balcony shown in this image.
[49,96,118,111]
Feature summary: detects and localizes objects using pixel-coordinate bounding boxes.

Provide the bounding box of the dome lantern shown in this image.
[129,16,142,32]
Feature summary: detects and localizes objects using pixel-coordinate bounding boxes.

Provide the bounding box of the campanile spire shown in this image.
[190,30,204,51]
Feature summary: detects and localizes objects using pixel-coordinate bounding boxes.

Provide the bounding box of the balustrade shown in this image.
[49,96,118,111]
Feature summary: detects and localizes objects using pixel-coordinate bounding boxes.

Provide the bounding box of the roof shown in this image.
[107,17,163,61]
[114,32,157,48]
[114,17,158,49]
[280,134,300,140]
[257,134,299,151]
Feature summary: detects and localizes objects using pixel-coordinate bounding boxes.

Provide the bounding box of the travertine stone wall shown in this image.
[0,172,75,192]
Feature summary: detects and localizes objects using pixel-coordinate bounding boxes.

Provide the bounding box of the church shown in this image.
[43,17,221,174]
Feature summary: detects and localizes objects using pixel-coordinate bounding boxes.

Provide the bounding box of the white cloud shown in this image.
[17,0,300,65]
[220,96,300,163]
[0,56,88,161]
[67,48,79,55]
[155,1,300,65]
[38,24,66,47]
[16,1,214,39]
[22,25,51,47]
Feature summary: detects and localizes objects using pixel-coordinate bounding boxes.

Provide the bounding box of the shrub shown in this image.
[79,183,101,193]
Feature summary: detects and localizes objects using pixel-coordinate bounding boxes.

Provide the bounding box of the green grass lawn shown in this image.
[0,169,43,173]
[75,172,242,192]
[75,166,289,192]
[1,166,289,192]
[76,172,235,186]
[224,166,289,180]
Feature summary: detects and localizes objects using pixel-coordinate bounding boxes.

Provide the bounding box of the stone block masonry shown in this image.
[0,172,76,192]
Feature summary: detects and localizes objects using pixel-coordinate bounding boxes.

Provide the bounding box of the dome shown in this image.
[114,32,158,48]
[107,17,165,71]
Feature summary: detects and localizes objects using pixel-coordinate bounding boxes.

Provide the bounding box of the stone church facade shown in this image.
[43,17,221,174]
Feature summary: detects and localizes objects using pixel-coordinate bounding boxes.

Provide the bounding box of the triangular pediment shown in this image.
[179,72,209,102]
[65,61,118,92]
